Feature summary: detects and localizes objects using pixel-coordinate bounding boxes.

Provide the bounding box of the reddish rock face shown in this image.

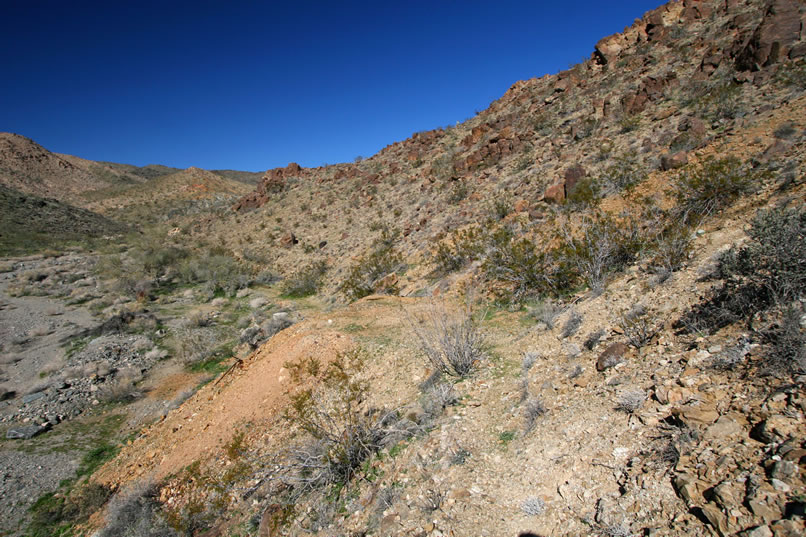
[543,182,566,204]
[622,73,679,115]
[735,0,804,71]
[232,162,301,211]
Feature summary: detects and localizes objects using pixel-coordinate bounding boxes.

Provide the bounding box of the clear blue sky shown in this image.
[1,1,662,172]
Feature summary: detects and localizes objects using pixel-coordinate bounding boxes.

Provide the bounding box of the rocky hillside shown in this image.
[0,184,127,255]
[0,133,257,218]
[83,1,806,536]
[210,0,806,301]
[1,1,804,537]
[0,133,160,205]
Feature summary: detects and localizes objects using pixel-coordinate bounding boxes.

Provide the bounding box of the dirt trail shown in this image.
[95,321,356,486]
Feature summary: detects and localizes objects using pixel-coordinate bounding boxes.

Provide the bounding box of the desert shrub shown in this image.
[618,115,641,133]
[409,301,486,377]
[448,180,469,203]
[521,496,546,516]
[773,122,798,140]
[339,228,404,301]
[253,268,279,285]
[140,246,189,276]
[557,214,643,293]
[98,483,177,537]
[280,260,327,298]
[277,349,405,498]
[431,227,485,274]
[671,157,764,224]
[173,324,219,366]
[677,207,805,337]
[522,397,546,433]
[430,153,456,181]
[175,249,251,297]
[598,154,647,194]
[774,60,806,89]
[528,301,563,329]
[619,304,658,348]
[564,177,602,209]
[561,310,583,339]
[616,389,646,413]
[696,81,744,121]
[489,196,513,220]
[419,381,459,422]
[650,221,693,275]
[483,227,558,301]
[762,306,806,375]
[718,207,806,305]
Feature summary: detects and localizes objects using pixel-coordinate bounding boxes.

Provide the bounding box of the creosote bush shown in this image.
[98,483,177,537]
[280,260,327,298]
[431,227,485,274]
[678,207,805,375]
[671,157,766,224]
[483,227,558,301]
[339,228,404,301]
[410,301,486,377]
[275,348,407,499]
[557,213,643,293]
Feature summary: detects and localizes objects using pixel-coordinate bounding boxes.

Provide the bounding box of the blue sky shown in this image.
[1,1,662,171]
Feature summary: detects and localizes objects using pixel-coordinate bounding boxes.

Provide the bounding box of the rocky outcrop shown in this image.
[735,0,806,71]
[232,162,301,211]
[622,72,679,115]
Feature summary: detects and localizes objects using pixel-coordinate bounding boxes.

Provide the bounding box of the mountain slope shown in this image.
[86,1,806,537]
[0,184,127,255]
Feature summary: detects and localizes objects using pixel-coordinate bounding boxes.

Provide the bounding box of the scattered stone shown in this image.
[21,391,46,404]
[742,526,773,537]
[597,343,628,371]
[769,460,797,482]
[6,423,49,439]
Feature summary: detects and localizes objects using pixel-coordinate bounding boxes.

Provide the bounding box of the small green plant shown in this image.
[498,430,516,446]
[78,443,119,477]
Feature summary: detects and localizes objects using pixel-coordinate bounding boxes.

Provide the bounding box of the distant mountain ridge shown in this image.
[0,132,262,210]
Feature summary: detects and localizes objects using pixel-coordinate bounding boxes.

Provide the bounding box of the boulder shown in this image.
[543,182,566,204]
[6,423,50,439]
[661,152,689,170]
[596,343,628,371]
